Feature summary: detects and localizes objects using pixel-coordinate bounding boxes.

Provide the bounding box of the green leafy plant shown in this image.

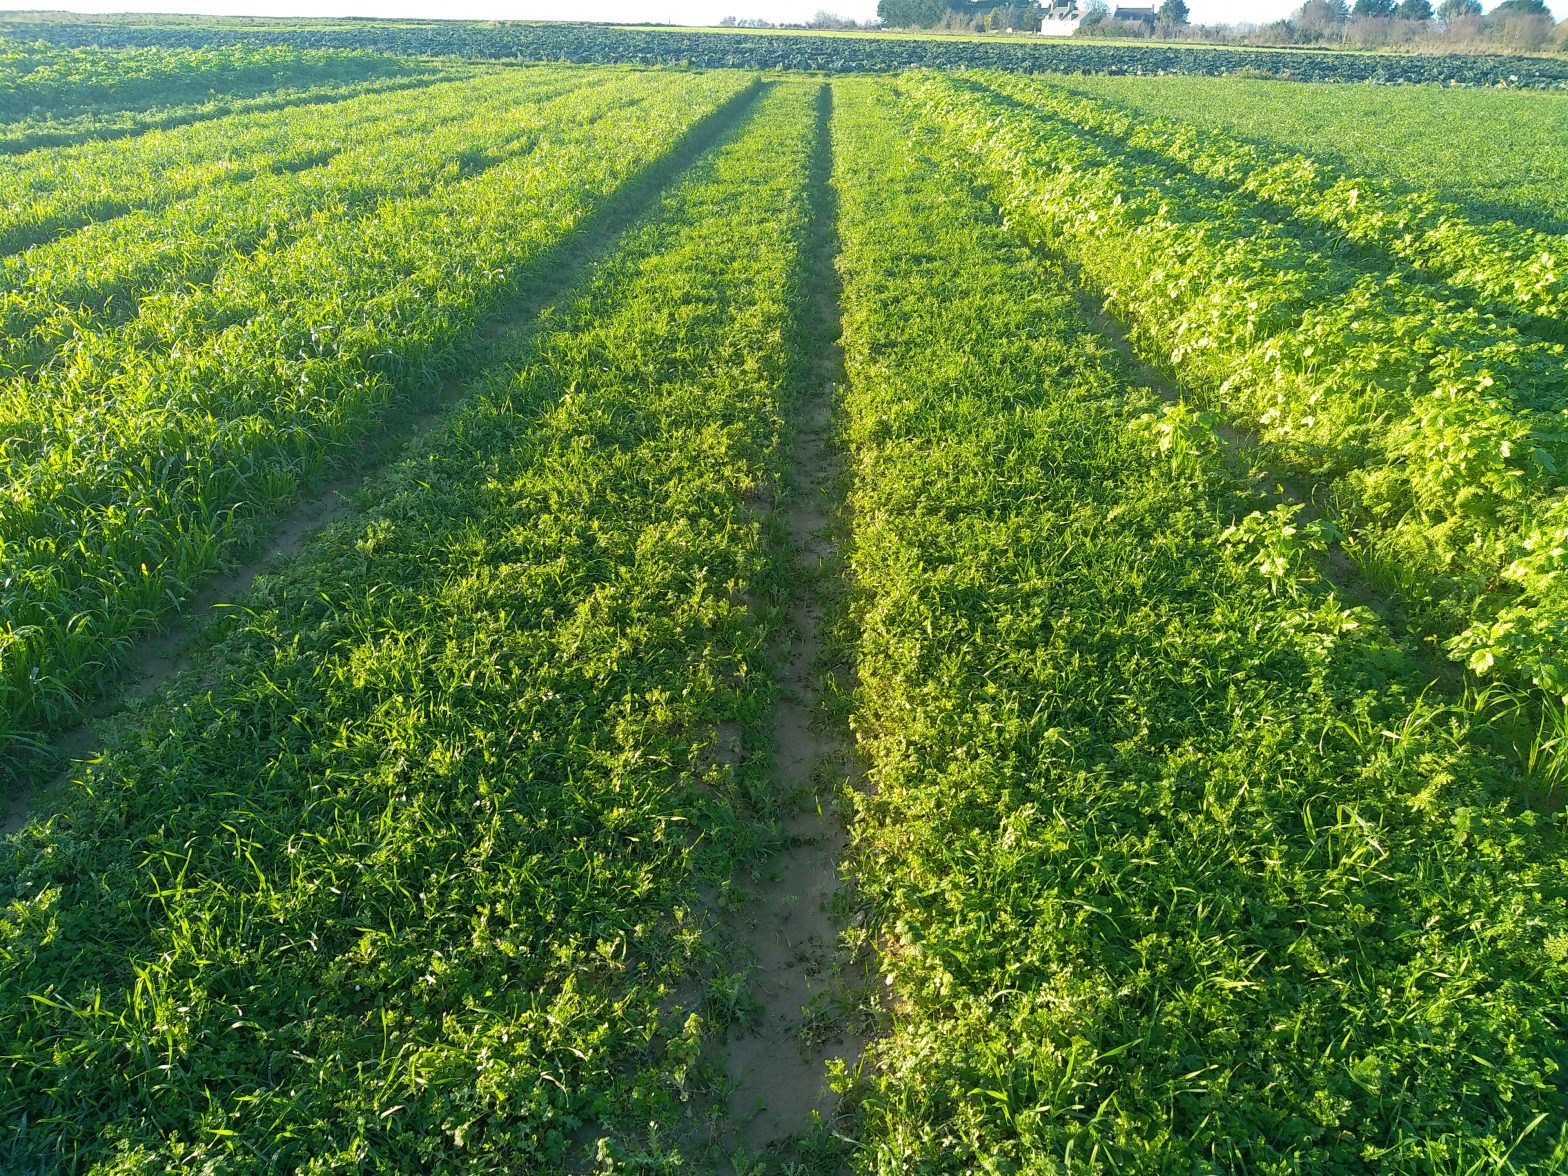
[0,79,821,1171]
[835,74,1567,1172]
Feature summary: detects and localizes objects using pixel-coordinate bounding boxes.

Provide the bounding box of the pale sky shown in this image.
[6,0,1566,39]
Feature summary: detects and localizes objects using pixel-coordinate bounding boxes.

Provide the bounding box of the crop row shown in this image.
[0,79,818,1170]
[0,69,610,442]
[834,74,1568,1172]
[0,65,454,156]
[1002,74,1568,338]
[7,17,1568,87]
[1056,71,1568,237]
[0,37,417,122]
[904,72,1568,698]
[0,66,470,256]
[0,67,595,377]
[0,68,757,764]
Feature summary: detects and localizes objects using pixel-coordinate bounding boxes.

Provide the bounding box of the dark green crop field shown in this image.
[1,32,1566,1175]
[4,11,1568,85]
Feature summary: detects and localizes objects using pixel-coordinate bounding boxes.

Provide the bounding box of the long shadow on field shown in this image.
[0,82,798,1171]
[1,78,766,816]
[0,71,454,156]
[927,112,1467,704]
[3,142,349,257]
[0,76,617,379]
[955,76,1568,347]
[926,98,1568,811]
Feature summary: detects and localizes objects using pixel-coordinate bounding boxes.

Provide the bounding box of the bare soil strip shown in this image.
[0,81,764,833]
[719,83,869,1170]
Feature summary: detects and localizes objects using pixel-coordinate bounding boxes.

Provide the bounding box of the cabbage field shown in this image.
[1,39,1567,1175]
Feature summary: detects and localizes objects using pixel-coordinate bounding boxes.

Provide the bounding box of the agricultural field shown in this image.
[5,11,1568,86]
[1,34,1567,1176]
[1056,72,1568,232]
[0,39,446,153]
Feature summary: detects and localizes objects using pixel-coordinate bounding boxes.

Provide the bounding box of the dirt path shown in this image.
[718,82,869,1171]
[0,81,764,836]
[721,390,864,1164]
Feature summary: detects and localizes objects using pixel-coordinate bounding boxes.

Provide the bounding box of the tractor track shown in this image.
[716,82,870,1171]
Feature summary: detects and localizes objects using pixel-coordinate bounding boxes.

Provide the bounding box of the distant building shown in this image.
[1112,4,1157,21]
[1038,0,1082,34]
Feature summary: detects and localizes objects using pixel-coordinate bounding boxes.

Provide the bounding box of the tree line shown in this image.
[869,0,1564,49]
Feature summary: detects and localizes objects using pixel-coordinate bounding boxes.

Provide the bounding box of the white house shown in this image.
[1038,0,1082,34]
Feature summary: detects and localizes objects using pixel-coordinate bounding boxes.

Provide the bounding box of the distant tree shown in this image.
[1158,0,1191,24]
[1252,17,1300,40]
[1080,0,1112,23]
[877,0,949,24]
[1483,0,1552,45]
[1351,0,1397,17]
[1002,3,1047,29]
[1435,0,1481,21]
[978,2,1044,28]
[1397,0,1433,18]
[1295,0,1350,26]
